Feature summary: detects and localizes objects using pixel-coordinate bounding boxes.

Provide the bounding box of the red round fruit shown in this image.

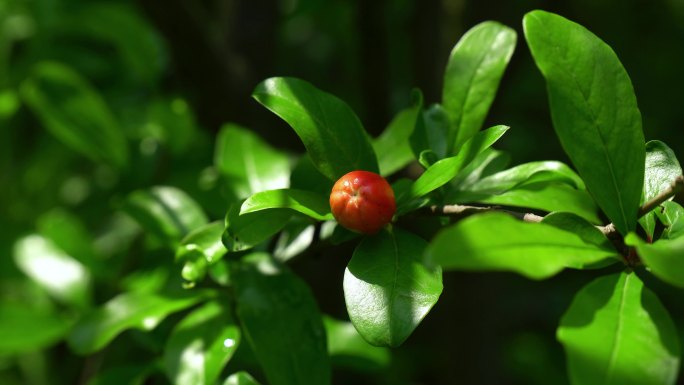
[329,170,396,234]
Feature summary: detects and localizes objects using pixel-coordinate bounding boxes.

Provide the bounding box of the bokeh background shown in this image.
[2,0,684,384]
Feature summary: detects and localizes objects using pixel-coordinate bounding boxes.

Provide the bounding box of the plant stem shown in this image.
[637,175,684,218]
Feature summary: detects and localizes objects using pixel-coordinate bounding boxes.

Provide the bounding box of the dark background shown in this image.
[2,0,684,384]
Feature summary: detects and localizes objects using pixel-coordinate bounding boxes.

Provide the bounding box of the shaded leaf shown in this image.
[558,272,679,385]
[323,315,390,372]
[425,213,618,279]
[409,104,449,160]
[68,291,211,354]
[223,204,292,252]
[87,364,153,385]
[373,90,422,176]
[20,61,128,167]
[626,234,684,289]
[344,228,442,347]
[232,253,330,385]
[214,124,290,199]
[0,301,71,355]
[164,301,240,385]
[524,11,645,235]
[253,77,377,180]
[241,189,333,221]
[443,21,517,153]
[656,201,684,240]
[123,186,208,248]
[177,222,227,285]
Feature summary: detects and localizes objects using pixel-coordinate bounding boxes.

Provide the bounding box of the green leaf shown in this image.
[164,301,240,385]
[323,315,390,372]
[289,154,333,196]
[344,228,442,347]
[123,186,208,248]
[425,213,618,279]
[656,201,684,239]
[68,3,163,83]
[176,222,227,285]
[13,235,91,308]
[455,161,585,194]
[450,182,601,224]
[442,21,517,153]
[37,208,98,272]
[146,98,198,155]
[273,220,316,262]
[524,11,645,235]
[253,77,378,180]
[401,125,508,205]
[0,301,72,355]
[373,90,422,176]
[626,234,684,289]
[232,253,331,385]
[409,104,449,160]
[214,124,291,199]
[639,141,683,238]
[223,204,292,252]
[241,189,333,221]
[68,291,211,354]
[451,148,511,188]
[20,62,128,167]
[558,272,680,385]
[223,372,262,385]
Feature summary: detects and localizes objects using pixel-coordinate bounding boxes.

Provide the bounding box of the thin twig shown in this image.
[638,175,684,218]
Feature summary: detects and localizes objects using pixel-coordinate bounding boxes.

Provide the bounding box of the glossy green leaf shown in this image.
[232,253,330,385]
[639,141,683,238]
[451,148,511,188]
[450,182,601,224]
[409,104,450,160]
[123,186,208,248]
[164,301,240,385]
[373,90,422,176]
[626,234,684,289]
[323,316,390,372]
[443,21,517,153]
[656,201,684,240]
[426,213,618,279]
[457,161,584,193]
[20,62,128,167]
[253,77,378,180]
[524,11,645,235]
[543,212,619,268]
[402,125,508,204]
[177,222,227,285]
[223,372,262,385]
[223,204,292,252]
[344,228,442,347]
[0,301,71,354]
[241,189,333,221]
[68,291,211,354]
[214,123,290,199]
[558,272,680,385]
[13,235,91,308]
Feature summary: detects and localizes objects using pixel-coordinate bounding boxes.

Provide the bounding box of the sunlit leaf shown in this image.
[214,123,290,199]
[525,11,645,235]
[223,204,292,252]
[344,228,442,347]
[68,290,212,354]
[253,77,378,180]
[626,234,684,289]
[639,141,682,238]
[13,234,91,308]
[223,372,262,385]
[443,21,517,153]
[164,301,240,385]
[426,213,618,279]
[558,272,679,385]
[241,189,332,221]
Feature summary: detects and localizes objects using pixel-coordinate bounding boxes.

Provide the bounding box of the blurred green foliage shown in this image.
[1,0,684,384]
